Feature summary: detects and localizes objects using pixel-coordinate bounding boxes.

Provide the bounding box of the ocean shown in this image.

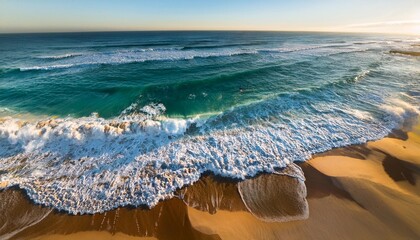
[0,31,419,214]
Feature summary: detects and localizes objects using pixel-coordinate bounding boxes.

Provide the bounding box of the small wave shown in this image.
[325,48,371,57]
[353,70,370,82]
[89,42,174,49]
[353,41,380,45]
[0,67,21,74]
[50,42,175,50]
[19,64,75,71]
[181,42,262,50]
[258,43,353,54]
[0,107,15,114]
[35,53,82,60]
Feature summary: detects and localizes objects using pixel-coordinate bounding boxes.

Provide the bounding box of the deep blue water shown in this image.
[0,31,419,213]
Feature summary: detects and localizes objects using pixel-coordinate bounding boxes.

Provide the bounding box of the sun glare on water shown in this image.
[413,20,420,35]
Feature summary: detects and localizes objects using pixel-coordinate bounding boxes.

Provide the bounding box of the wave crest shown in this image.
[21,49,257,71]
[35,53,82,60]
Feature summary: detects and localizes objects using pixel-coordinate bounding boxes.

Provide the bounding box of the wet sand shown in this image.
[390,50,420,56]
[1,121,420,239]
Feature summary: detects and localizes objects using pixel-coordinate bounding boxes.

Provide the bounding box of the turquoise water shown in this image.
[0,32,419,214]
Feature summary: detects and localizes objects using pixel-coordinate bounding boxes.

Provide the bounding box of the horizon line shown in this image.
[0,29,417,36]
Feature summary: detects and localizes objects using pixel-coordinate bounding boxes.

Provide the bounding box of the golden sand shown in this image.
[186,123,420,239]
[0,181,8,188]
[35,232,157,240]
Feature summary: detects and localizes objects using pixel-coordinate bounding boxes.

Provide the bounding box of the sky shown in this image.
[0,0,419,34]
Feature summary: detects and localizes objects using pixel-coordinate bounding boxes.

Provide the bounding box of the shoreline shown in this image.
[1,120,420,239]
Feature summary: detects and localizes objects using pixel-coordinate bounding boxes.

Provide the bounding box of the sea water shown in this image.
[0,31,419,214]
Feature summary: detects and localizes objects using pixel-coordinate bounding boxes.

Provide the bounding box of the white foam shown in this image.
[338,108,373,121]
[354,70,370,82]
[258,43,353,54]
[162,118,191,135]
[36,53,82,60]
[380,98,420,120]
[20,64,75,71]
[0,96,418,214]
[20,49,257,71]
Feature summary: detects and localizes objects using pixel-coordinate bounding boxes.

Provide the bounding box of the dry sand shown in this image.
[1,121,420,239]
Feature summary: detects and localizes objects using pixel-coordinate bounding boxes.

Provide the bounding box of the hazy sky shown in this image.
[1,0,419,34]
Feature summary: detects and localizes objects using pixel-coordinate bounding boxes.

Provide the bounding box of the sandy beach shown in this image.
[0,118,418,240]
[1,1,420,239]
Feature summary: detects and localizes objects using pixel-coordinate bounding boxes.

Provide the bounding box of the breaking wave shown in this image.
[16,40,393,72]
[35,53,83,60]
[0,92,418,214]
[20,49,257,71]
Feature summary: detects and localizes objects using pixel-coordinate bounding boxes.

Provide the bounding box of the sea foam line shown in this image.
[35,53,83,60]
[20,49,257,71]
